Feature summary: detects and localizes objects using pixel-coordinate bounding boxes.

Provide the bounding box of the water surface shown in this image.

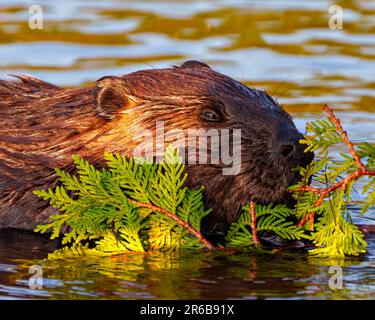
[0,0,374,299]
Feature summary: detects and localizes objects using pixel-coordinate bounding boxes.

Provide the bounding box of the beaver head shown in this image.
[91,60,313,233]
[0,60,313,233]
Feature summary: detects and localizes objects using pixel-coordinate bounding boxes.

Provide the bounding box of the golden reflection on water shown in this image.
[8,241,373,300]
[0,0,374,299]
[0,0,374,124]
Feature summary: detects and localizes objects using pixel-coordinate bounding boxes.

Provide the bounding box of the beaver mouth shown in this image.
[252,173,303,207]
[244,149,314,206]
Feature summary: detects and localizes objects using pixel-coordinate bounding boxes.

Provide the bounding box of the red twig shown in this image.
[323,105,366,171]
[297,212,315,230]
[291,105,375,229]
[250,201,260,246]
[127,199,215,250]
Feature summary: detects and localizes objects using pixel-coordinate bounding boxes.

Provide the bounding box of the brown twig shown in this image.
[127,199,215,250]
[323,105,366,171]
[250,201,260,246]
[291,105,375,230]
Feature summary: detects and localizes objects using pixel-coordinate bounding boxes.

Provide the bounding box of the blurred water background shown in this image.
[0,0,374,299]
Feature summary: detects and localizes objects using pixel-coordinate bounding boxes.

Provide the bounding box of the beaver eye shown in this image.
[200,110,222,122]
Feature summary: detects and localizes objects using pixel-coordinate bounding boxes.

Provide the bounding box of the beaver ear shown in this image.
[94,76,130,120]
[180,60,211,70]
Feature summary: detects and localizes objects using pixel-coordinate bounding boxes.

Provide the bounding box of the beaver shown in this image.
[0,61,313,235]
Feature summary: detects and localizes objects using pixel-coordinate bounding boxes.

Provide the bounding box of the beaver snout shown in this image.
[278,137,302,158]
[277,132,314,168]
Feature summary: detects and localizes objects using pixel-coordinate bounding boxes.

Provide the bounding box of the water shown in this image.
[0,0,374,299]
[0,230,374,299]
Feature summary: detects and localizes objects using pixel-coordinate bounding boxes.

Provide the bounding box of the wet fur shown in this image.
[0,62,312,233]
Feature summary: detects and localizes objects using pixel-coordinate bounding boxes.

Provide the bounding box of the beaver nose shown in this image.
[277,130,313,166]
[279,142,296,157]
[278,135,304,158]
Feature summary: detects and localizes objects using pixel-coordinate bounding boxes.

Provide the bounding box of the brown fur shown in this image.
[0,62,312,233]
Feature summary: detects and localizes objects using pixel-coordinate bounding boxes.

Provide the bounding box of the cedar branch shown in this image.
[250,201,260,246]
[291,105,375,229]
[127,199,215,250]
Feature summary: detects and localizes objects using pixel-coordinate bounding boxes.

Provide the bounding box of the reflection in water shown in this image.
[0,0,374,299]
[1,230,374,299]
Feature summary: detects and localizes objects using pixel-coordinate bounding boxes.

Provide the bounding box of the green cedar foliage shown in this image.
[293,116,373,258]
[226,114,374,258]
[34,113,375,259]
[225,204,308,249]
[34,146,211,258]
